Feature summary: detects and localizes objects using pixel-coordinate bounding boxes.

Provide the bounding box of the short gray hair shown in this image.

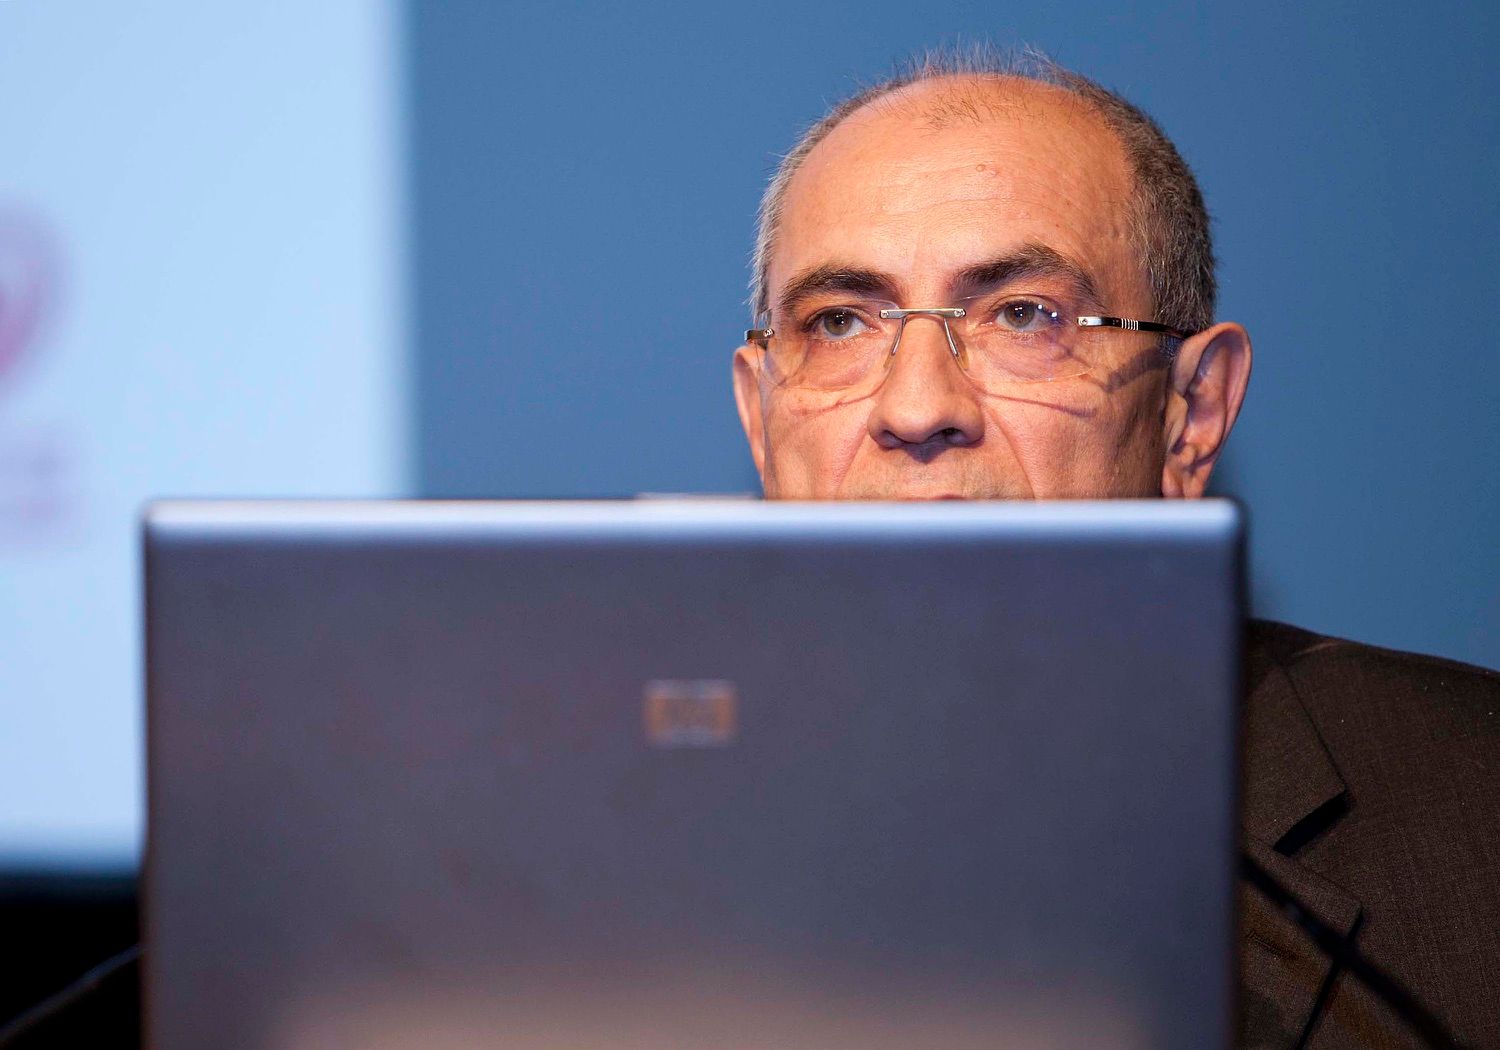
[749,47,1216,337]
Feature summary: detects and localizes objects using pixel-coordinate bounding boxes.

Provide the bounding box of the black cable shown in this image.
[0,943,140,1048]
[1240,854,1465,1050]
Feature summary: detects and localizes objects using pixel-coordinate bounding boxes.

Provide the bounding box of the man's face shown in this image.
[735,79,1176,500]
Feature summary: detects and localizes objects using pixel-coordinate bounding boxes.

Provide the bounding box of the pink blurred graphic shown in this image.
[0,207,72,541]
[0,207,60,397]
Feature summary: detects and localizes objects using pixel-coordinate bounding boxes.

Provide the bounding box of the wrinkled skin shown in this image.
[733,77,1251,500]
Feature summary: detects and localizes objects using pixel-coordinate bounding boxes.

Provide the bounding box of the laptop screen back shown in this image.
[144,499,1242,1050]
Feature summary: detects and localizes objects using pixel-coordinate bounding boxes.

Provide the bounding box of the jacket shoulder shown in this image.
[1247,618,1500,847]
[1248,618,1500,720]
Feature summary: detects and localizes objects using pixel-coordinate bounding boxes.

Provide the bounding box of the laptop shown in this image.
[143,499,1243,1049]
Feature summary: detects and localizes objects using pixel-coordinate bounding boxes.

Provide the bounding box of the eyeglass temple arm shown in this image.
[1078,315,1187,339]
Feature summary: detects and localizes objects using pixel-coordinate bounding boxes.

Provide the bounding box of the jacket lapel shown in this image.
[1238,637,1363,1049]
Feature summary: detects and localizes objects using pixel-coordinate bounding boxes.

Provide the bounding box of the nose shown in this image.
[867,314,985,451]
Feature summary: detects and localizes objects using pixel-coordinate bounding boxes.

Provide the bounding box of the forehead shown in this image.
[773,77,1141,304]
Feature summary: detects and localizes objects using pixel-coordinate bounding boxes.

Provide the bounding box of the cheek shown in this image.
[761,391,869,497]
[1070,381,1168,495]
[986,403,1091,495]
[980,381,1161,498]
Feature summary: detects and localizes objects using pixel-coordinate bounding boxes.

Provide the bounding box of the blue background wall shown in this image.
[410,1,1499,670]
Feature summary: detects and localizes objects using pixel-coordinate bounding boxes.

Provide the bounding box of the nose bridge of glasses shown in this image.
[881,307,964,360]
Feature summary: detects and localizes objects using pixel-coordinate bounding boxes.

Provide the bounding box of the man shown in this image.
[731,52,1499,1049]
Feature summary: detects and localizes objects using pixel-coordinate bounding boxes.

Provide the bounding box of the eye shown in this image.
[995,299,1062,333]
[808,307,870,340]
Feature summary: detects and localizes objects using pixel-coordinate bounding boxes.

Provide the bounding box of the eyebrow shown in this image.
[772,242,1109,321]
[774,266,901,321]
[951,243,1107,312]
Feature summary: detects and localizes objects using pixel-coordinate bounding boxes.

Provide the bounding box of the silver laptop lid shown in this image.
[145,499,1242,1050]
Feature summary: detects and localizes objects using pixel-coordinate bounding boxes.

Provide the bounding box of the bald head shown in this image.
[749,52,1215,338]
[771,74,1144,347]
[863,70,1101,132]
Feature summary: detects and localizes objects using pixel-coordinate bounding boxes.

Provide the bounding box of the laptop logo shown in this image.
[643,679,738,748]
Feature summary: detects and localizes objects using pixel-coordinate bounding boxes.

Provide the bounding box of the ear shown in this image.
[732,343,767,480]
[1161,322,1252,499]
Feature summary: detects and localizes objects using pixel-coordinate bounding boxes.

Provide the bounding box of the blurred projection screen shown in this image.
[0,1,407,869]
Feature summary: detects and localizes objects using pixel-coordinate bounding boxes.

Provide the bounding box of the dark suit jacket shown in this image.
[1240,621,1500,1048]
